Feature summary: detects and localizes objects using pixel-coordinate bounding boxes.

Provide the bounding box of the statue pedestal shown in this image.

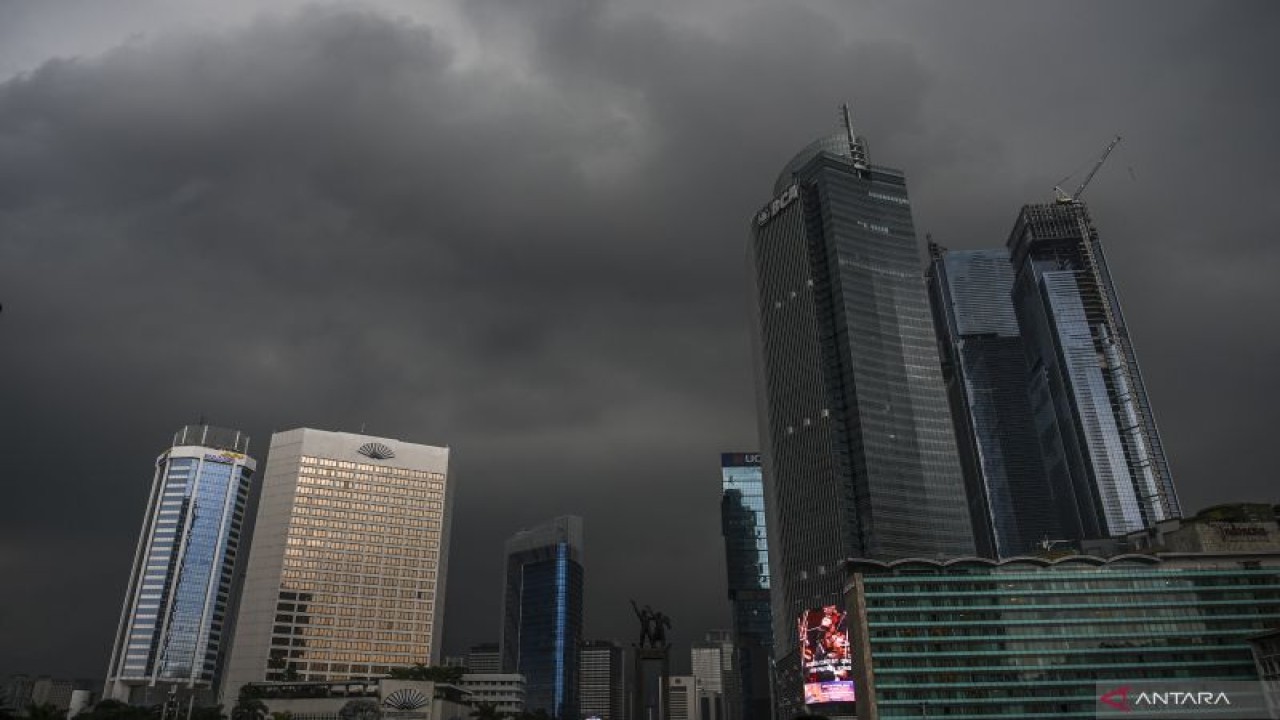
[631,646,670,720]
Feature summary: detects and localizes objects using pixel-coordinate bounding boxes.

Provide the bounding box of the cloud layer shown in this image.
[1,0,1277,677]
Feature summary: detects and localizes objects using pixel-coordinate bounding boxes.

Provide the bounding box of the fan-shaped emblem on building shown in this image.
[383,689,429,710]
[358,442,395,460]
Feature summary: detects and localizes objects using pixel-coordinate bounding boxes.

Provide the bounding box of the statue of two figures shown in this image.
[630,599,672,649]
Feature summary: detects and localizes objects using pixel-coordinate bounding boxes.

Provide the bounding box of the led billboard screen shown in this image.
[799,605,855,704]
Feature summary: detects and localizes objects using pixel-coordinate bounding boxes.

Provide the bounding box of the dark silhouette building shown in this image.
[718,453,773,720]
[927,245,1066,557]
[746,106,974,712]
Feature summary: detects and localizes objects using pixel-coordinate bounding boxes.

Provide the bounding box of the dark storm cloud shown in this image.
[1,0,1277,678]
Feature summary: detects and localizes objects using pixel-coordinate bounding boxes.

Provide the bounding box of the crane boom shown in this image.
[1070,134,1122,202]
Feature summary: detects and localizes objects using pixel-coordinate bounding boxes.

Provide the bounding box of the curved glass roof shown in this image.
[772,132,853,196]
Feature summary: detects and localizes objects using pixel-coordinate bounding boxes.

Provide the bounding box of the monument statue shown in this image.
[630,599,672,649]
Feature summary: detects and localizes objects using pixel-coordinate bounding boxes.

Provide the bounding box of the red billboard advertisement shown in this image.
[799,605,856,705]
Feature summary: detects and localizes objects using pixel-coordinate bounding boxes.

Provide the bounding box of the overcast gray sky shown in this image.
[1,0,1277,680]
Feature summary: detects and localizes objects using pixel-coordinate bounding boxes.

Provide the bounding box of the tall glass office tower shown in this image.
[501,516,584,720]
[927,245,1066,557]
[747,107,975,669]
[1006,202,1179,538]
[106,425,257,705]
[719,453,773,720]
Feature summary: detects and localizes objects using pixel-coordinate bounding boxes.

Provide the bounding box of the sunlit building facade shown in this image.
[501,516,584,720]
[220,429,453,702]
[106,425,257,704]
[691,631,737,720]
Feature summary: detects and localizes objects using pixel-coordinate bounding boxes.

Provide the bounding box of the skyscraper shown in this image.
[579,640,625,720]
[747,106,975,667]
[717,454,772,720]
[1006,201,1179,538]
[220,429,453,701]
[106,425,257,705]
[502,516,584,720]
[927,245,1066,557]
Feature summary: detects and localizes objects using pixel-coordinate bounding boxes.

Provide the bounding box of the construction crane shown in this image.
[1053,134,1122,204]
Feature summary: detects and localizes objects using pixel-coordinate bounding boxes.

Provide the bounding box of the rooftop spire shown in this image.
[839,102,870,169]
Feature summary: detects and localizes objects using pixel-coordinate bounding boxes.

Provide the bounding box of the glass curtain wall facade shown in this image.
[1007,202,1179,539]
[106,425,256,704]
[220,429,454,703]
[844,554,1280,718]
[747,110,975,669]
[926,245,1065,557]
[502,516,584,720]
[719,454,773,720]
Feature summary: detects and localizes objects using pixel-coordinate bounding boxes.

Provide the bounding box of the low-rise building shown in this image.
[1121,503,1280,554]
[837,553,1280,719]
[459,674,524,717]
[465,645,502,676]
[667,677,697,720]
[244,679,471,720]
[1249,628,1280,719]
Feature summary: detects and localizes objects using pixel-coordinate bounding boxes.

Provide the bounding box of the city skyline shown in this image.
[2,0,1278,683]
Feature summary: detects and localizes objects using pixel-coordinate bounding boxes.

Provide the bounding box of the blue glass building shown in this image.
[719,453,774,720]
[1006,202,1180,539]
[502,516,584,720]
[927,245,1066,558]
[106,425,256,704]
[844,553,1280,718]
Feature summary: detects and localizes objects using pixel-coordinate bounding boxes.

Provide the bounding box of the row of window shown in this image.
[300,456,443,480]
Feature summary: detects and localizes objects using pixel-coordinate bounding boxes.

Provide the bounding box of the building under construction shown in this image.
[1006,198,1180,538]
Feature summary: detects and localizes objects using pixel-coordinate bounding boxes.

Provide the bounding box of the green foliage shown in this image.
[71,699,154,720]
[467,703,504,720]
[26,704,67,720]
[386,664,465,685]
[269,712,293,720]
[337,700,380,720]
[189,706,226,720]
[230,690,267,720]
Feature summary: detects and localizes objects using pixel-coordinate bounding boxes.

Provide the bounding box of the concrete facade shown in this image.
[221,429,454,703]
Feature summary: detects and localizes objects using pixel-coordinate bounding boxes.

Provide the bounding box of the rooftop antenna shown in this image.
[840,102,869,170]
[839,102,870,169]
